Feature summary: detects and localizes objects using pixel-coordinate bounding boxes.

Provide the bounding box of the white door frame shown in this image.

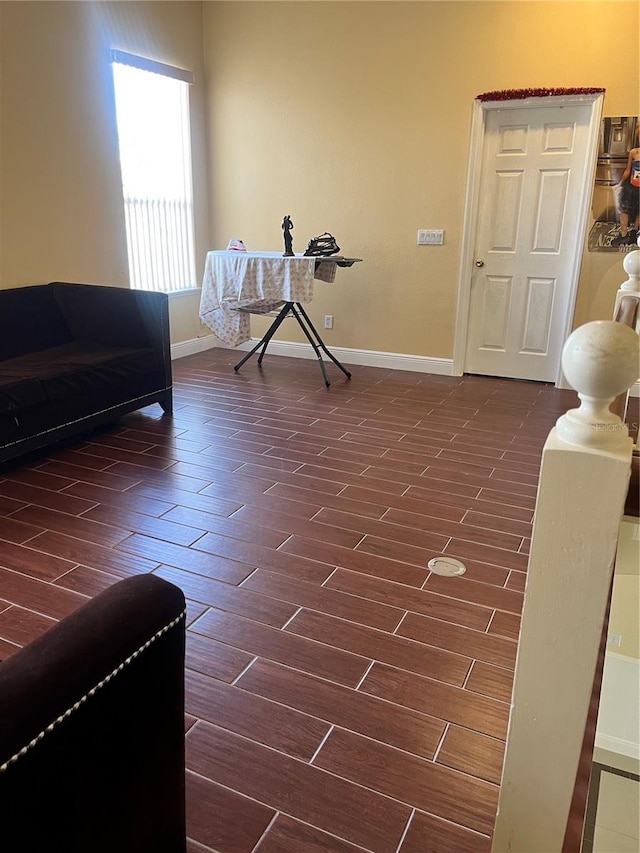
[452,93,604,386]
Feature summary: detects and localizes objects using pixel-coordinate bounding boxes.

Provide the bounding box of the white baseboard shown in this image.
[170,336,217,360]
[596,734,640,760]
[225,338,454,375]
[172,333,454,375]
[596,652,640,760]
[172,334,636,387]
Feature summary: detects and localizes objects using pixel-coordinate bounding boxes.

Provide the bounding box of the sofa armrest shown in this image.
[0,574,187,852]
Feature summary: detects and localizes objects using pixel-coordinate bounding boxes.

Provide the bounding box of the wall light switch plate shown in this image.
[417,229,444,245]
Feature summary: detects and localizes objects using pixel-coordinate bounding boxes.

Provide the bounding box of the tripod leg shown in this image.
[254,307,291,366]
[234,337,267,372]
[290,305,331,387]
[294,303,352,379]
[233,303,292,372]
[256,333,272,366]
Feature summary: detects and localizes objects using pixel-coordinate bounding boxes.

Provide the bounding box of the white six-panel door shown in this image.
[464,104,594,382]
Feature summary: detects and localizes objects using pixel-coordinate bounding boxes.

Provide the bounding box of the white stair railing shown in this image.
[491,320,639,852]
[612,245,640,430]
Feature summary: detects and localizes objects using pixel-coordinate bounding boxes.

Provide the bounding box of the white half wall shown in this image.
[596,652,640,761]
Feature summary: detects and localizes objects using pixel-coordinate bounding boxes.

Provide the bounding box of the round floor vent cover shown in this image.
[427,557,466,577]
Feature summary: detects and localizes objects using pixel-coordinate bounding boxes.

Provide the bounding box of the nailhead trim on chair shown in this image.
[0,608,186,773]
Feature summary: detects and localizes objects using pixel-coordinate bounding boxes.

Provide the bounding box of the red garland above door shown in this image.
[476,87,605,102]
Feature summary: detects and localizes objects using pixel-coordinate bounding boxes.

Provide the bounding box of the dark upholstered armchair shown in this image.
[0,575,187,852]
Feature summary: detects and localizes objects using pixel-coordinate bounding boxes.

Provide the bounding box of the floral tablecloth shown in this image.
[199,251,337,347]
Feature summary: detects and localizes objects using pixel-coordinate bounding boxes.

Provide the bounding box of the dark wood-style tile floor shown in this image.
[0,348,580,852]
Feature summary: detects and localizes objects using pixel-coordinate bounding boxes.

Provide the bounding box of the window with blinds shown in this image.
[111,51,197,293]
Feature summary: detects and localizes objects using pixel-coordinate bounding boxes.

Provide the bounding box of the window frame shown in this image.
[111,50,197,294]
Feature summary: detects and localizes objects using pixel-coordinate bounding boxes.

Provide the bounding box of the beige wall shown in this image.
[0,0,209,344]
[203,1,639,357]
[1,2,637,354]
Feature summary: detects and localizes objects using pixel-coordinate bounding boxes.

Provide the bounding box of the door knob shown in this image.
[474,259,485,268]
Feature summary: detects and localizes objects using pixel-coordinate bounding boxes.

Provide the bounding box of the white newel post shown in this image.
[614,246,640,326]
[611,248,639,427]
[615,243,640,298]
[491,321,640,853]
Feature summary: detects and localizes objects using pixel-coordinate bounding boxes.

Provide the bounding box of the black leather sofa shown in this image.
[0,282,172,465]
[0,574,187,852]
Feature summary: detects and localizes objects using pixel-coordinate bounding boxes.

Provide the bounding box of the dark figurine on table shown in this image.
[282,215,294,256]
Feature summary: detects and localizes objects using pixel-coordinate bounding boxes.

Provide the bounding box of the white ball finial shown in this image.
[621,247,640,294]
[557,321,639,449]
[562,321,639,398]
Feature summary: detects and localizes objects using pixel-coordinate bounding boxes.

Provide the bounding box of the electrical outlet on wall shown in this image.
[324,315,334,330]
